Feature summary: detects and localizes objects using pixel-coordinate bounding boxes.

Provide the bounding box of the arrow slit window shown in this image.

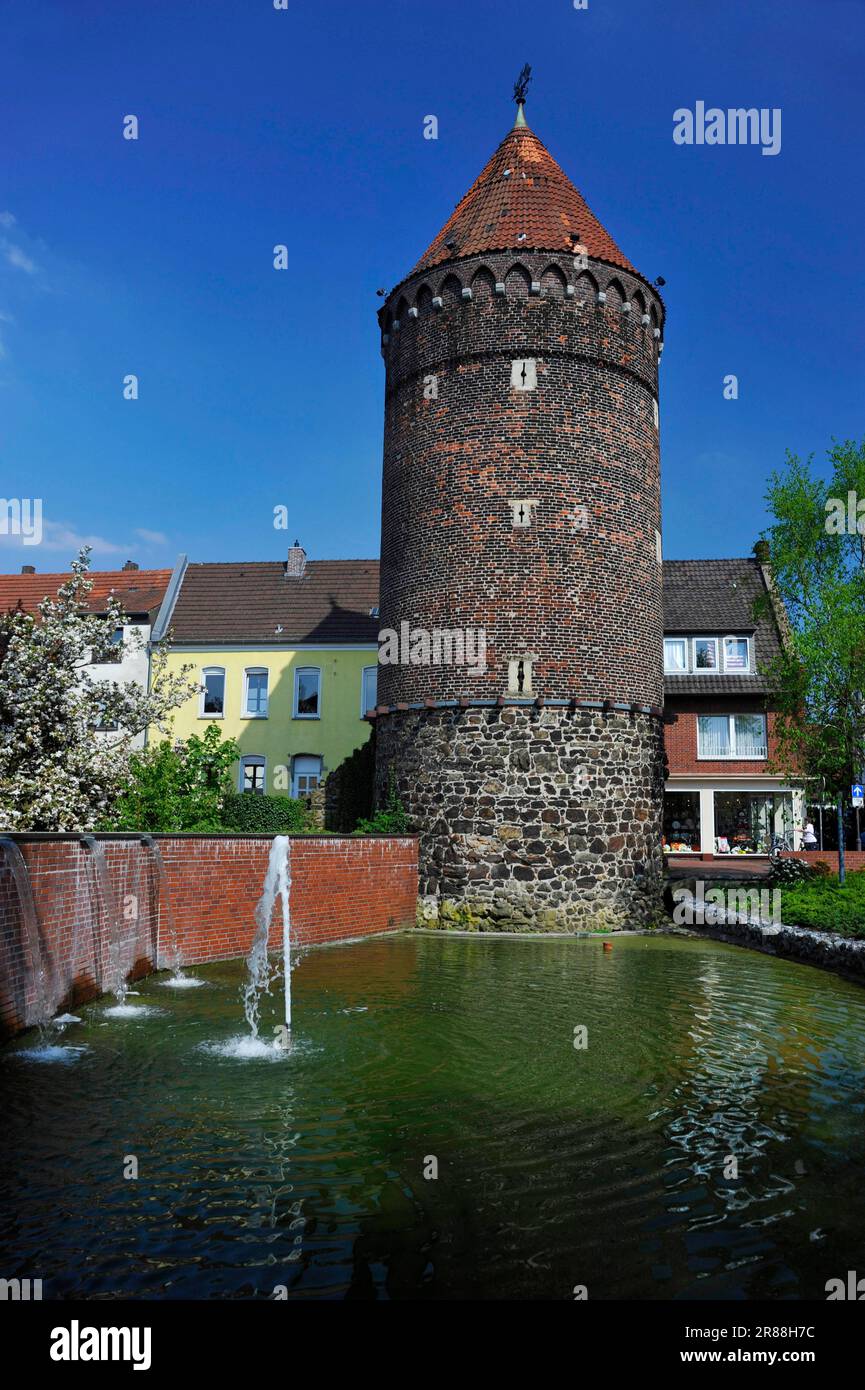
[510,358,537,391]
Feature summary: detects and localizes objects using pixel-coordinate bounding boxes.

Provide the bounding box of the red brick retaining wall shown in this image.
[0,835,418,1038]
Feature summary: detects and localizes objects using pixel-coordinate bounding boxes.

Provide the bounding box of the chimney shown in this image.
[286,540,307,578]
[753,539,770,564]
[122,560,139,572]
[21,564,35,574]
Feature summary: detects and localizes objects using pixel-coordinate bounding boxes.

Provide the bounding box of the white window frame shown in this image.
[292,754,322,798]
[243,666,269,718]
[697,713,767,760]
[239,754,266,794]
[722,635,751,673]
[361,665,377,717]
[200,666,226,718]
[692,636,720,673]
[293,666,321,719]
[663,637,688,673]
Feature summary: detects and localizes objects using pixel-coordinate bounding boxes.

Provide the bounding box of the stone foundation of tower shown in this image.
[375,704,666,931]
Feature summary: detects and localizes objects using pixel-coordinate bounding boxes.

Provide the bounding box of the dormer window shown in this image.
[663,638,687,673]
[723,636,750,672]
[663,635,752,674]
[694,637,718,671]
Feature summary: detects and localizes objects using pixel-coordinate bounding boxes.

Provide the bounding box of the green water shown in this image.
[2,932,865,1300]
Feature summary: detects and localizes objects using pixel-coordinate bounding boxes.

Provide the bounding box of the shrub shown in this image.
[769,854,815,886]
[220,791,312,834]
[108,725,239,831]
[778,870,865,938]
[354,768,409,835]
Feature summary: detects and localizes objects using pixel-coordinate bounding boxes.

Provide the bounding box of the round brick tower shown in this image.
[374,94,666,930]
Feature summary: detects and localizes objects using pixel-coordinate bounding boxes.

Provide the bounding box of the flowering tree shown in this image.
[0,549,198,831]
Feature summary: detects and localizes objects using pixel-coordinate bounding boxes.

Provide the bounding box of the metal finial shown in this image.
[513,64,532,106]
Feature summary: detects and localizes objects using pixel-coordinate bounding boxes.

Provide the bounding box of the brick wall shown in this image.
[0,835,418,1039]
[783,850,865,874]
[664,703,782,776]
[377,250,664,708]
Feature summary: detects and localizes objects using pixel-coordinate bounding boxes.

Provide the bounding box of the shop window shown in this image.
[663,792,701,854]
[697,714,766,759]
[714,791,793,855]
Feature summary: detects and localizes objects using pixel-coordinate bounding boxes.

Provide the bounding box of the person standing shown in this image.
[803,821,818,851]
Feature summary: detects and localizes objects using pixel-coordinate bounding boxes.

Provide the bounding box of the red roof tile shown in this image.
[410,119,635,277]
[0,568,172,620]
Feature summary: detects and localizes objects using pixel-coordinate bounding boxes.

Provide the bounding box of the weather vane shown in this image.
[513,63,532,107]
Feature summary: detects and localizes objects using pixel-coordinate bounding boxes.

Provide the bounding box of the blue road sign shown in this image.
[853,784,864,808]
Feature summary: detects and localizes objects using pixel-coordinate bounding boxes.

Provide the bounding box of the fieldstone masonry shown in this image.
[374,108,667,929]
[376,704,665,930]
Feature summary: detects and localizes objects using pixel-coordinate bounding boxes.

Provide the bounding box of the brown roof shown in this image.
[0,568,171,621]
[410,119,635,278]
[168,560,380,645]
[662,558,784,696]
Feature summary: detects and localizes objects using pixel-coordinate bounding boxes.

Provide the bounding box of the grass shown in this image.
[778,870,865,938]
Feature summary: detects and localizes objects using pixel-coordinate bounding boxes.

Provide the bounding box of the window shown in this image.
[200,667,225,717]
[663,638,687,673]
[294,667,320,718]
[697,714,767,759]
[663,791,701,854]
[663,634,754,674]
[510,499,538,528]
[723,636,750,672]
[510,358,537,391]
[244,668,269,717]
[102,625,124,664]
[361,665,377,716]
[292,755,322,798]
[714,791,793,855]
[93,701,118,732]
[240,755,266,794]
[694,637,718,671]
[507,656,533,694]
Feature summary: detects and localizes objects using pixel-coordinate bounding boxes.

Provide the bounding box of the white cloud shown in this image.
[5,244,37,274]
[134,527,169,546]
[0,518,128,558]
[0,212,16,228]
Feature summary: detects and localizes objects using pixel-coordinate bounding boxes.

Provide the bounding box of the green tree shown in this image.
[756,440,865,875]
[108,724,241,831]
[0,548,197,831]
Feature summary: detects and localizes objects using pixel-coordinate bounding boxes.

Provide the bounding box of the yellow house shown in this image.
[151,546,379,796]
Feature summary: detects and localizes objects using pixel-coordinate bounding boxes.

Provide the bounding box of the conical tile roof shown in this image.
[410,116,635,277]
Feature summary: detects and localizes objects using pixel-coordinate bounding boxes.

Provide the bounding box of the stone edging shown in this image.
[674,890,865,983]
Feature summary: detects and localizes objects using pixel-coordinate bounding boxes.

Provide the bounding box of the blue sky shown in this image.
[1,0,863,571]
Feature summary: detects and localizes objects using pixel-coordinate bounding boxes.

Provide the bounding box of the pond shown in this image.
[2,932,865,1300]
